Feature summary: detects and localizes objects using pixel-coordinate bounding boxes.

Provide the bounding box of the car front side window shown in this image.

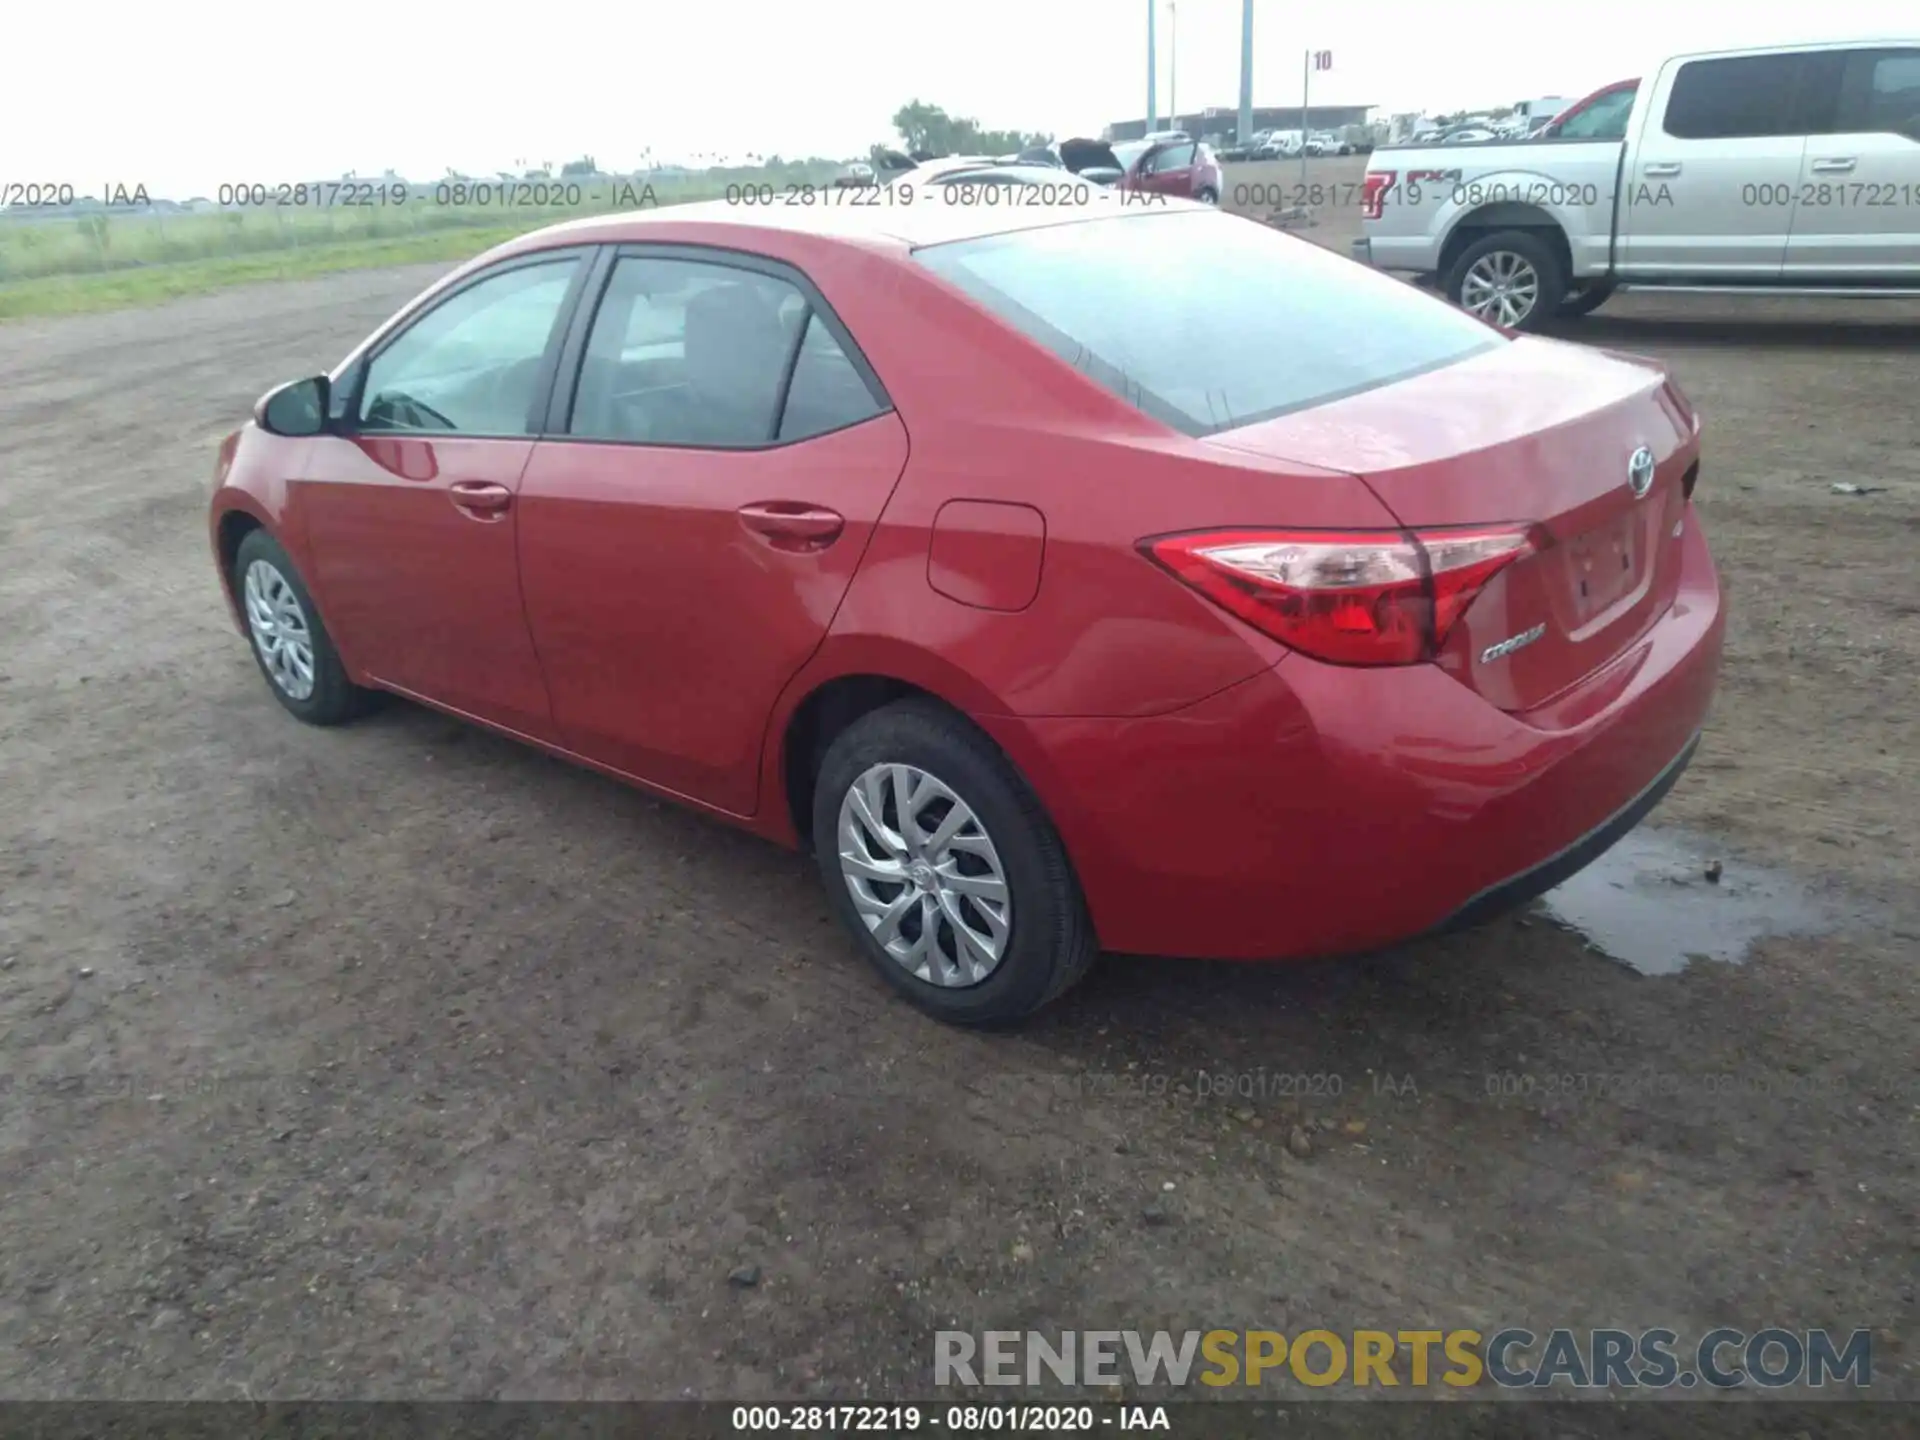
[1846,49,1920,136]
[358,259,578,435]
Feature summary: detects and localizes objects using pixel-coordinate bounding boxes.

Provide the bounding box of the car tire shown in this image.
[1443,230,1566,333]
[1556,280,1617,318]
[811,699,1099,1026]
[232,528,369,726]
[1197,186,1219,205]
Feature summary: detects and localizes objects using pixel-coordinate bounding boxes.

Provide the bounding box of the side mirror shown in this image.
[256,375,331,437]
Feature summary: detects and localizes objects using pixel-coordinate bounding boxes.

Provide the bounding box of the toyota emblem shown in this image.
[1627,446,1656,498]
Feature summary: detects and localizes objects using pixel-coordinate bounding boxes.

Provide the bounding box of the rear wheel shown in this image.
[811,700,1098,1026]
[233,529,369,726]
[1444,230,1566,332]
[1197,186,1219,205]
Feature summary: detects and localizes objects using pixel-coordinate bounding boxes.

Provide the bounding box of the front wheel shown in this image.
[1443,230,1566,332]
[812,700,1098,1025]
[1196,186,1219,205]
[232,528,369,726]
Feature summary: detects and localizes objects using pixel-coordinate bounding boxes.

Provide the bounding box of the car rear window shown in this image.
[913,208,1503,437]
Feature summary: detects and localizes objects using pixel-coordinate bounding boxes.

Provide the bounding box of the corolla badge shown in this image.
[1627,445,1656,498]
[1481,623,1547,665]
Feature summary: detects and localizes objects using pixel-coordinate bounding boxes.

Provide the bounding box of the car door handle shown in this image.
[738,501,845,551]
[448,480,513,517]
[1810,157,1857,173]
[1643,162,1682,177]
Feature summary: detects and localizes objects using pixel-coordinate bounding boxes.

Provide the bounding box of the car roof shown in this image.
[926,164,1107,185]
[485,188,1160,261]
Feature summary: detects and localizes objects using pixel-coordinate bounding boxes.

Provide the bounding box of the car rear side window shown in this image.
[778,313,885,441]
[568,257,791,446]
[913,209,1502,438]
[567,256,879,448]
[1840,49,1920,136]
[1663,54,1811,139]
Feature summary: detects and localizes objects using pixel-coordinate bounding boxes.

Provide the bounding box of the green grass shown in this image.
[0,166,842,321]
[0,226,536,320]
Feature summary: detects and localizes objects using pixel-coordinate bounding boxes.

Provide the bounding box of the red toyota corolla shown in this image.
[209,195,1723,1025]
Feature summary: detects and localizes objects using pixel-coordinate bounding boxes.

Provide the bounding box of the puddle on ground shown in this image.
[1535,827,1839,976]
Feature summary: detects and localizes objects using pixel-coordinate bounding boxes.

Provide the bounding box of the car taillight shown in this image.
[1361,170,1394,220]
[1142,525,1538,666]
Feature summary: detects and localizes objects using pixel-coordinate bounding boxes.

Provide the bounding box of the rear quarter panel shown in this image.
[783,235,1404,720]
[1365,141,1626,277]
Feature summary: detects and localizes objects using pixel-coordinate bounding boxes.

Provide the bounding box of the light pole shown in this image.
[1237,0,1254,146]
[1168,1,1178,130]
[1146,0,1158,134]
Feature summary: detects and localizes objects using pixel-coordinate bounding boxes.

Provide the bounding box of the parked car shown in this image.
[1012,145,1065,168]
[1011,138,1134,186]
[1354,38,1920,329]
[212,198,1722,1024]
[1439,127,1497,145]
[834,148,918,188]
[902,156,1004,182]
[915,164,1126,200]
[1308,132,1354,156]
[1109,138,1223,202]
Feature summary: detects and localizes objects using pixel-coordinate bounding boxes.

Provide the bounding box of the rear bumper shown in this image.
[981,512,1725,960]
[1429,727,1699,936]
[1350,237,1373,265]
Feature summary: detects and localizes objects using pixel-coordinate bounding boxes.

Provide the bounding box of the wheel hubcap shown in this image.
[1461,251,1540,326]
[242,559,316,701]
[837,763,1012,988]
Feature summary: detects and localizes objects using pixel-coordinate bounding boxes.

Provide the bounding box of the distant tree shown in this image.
[560,155,597,177]
[891,100,1050,158]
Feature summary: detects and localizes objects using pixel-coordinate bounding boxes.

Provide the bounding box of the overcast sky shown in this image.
[6,1,1914,196]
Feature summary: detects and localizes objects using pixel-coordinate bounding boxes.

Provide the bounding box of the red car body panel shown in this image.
[210,202,1724,961]
[298,433,559,740]
[1120,142,1223,201]
[1214,335,1699,714]
[977,516,1720,959]
[516,415,912,814]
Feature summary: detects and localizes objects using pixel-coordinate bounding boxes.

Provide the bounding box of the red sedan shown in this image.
[209,195,1724,1024]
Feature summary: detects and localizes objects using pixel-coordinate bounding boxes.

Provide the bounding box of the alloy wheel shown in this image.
[1460,250,1541,327]
[837,763,1013,987]
[243,558,317,701]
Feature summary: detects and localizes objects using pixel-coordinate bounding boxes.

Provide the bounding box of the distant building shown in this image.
[1107,104,1374,143]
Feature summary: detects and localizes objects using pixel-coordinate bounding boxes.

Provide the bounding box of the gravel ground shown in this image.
[1,175,1916,1416]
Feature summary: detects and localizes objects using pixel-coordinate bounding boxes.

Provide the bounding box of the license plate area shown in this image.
[1567,516,1640,618]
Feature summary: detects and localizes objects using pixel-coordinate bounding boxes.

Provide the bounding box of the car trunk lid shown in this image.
[1208,335,1698,714]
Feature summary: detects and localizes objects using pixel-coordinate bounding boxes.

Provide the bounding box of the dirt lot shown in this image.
[1,163,1917,1416]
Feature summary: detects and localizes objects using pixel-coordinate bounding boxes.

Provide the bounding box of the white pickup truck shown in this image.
[1352,38,1920,329]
